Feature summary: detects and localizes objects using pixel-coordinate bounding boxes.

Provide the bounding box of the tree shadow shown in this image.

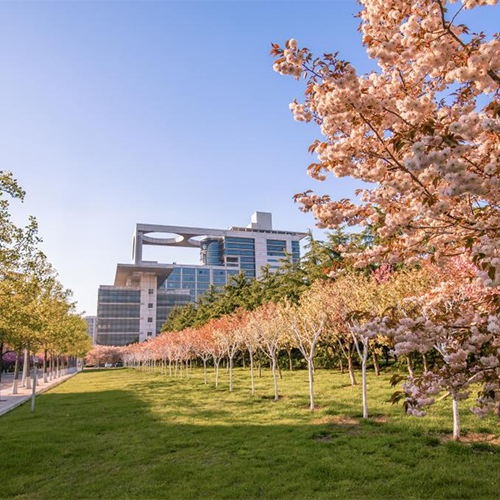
[0,379,499,500]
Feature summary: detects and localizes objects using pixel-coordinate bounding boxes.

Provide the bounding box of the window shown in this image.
[147,332,153,337]
[147,317,153,323]
[148,289,154,295]
[148,303,153,308]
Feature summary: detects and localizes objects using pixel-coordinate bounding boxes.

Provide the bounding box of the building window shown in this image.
[148,303,153,308]
[147,317,153,323]
[147,332,153,337]
[148,289,154,294]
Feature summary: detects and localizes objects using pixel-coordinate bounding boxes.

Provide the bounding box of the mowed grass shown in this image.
[1,367,500,500]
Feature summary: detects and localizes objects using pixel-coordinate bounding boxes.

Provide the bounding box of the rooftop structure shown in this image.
[97,212,306,346]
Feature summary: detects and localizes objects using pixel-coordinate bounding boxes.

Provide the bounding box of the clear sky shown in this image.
[0,1,497,316]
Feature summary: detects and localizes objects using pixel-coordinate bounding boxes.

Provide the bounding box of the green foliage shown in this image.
[161,229,371,332]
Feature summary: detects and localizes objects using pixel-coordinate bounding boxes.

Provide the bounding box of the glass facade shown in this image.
[97,288,141,346]
[156,290,192,333]
[292,240,300,263]
[200,237,224,266]
[161,266,231,301]
[267,239,287,257]
[224,236,255,278]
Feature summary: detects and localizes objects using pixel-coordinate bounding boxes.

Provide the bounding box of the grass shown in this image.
[1,366,500,499]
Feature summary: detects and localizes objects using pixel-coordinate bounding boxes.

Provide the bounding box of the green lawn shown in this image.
[1,366,500,499]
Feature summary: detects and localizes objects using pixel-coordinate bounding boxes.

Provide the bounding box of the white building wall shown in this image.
[139,273,157,342]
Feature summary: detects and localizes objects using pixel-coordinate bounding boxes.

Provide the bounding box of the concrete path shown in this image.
[0,368,80,417]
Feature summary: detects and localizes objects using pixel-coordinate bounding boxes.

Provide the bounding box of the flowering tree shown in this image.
[191,325,214,385]
[86,345,122,366]
[282,284,326,410]
[243,311,261,395]
[253,303,285,401]
[272,0,500,437]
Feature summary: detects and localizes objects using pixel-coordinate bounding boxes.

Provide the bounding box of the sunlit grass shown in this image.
[0,366,499,499]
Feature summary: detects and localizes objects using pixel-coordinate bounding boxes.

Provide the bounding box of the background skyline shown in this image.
[1,1,496,315]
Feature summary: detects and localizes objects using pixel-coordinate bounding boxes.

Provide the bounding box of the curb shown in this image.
[0,371,81,417]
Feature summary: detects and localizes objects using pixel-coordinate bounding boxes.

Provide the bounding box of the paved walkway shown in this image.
[0,368,80,417]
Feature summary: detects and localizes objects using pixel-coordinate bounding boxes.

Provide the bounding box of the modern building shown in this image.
[96,212,306,346]
[84,316,97,345]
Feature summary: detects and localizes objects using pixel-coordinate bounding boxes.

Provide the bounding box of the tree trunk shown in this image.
[406,354,415,377]
[372,352,380,376]
[452,397,460,441]
[21,349,28,387]
[271,356,279,401]
[347,355,357,386]
[169,359,172,376]
[277,355,283,380]
[43,350,48,383]
[203,359,207,385]
[339,357,344,374]
[422,353,429,373]
[229,356,234,392]
[362,350,368,419]
[249,351,255,395]
[31,362,37,413]
[258,351,262,377]
[26,348,31,390]
[186,360,189,380]
[12,352,20,394]
[215,361,220,388]
[308,359,315,410]
[287,349,293,371]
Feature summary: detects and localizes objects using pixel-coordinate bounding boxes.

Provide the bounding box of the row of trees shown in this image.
[0,171,92,407]
[118,260,494,439]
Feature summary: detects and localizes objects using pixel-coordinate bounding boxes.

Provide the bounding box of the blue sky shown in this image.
[0,1,497,315]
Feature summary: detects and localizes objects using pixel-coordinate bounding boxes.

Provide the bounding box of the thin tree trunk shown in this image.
[43,350,48,383]
[26,348,31,389]
[361,349,368,419]
[31,362,37,413]
[271,356,279,401]
[186,360,189,380]
[372,352,380,376]
[169,359,172,376]
[22,349,28,387]
[287,349,293,371]
[12,352,20,394]
[422,353,429,373]
[215,361,220,388]
[249,350,255,395]
[339,357,344,373]
[452,397,460,440]
[308,359,315,410]
[277,358,283,380]
[203,359,207,385]
[406,354,415,377]
[258,351,262,377]
[347,355,357,386]
[229,356,234,392]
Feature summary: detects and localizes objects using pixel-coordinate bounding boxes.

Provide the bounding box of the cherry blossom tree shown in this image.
[253,303,285,401]
[281,284,326,410]
[272,0,500,436]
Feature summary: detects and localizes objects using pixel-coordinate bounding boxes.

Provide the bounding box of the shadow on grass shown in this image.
[0,374,499,500]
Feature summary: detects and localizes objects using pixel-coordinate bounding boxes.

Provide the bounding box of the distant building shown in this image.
[96,212,306,346]
[84,316,97,345]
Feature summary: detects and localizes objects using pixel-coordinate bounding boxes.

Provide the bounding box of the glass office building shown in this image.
[96,212,306,346]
